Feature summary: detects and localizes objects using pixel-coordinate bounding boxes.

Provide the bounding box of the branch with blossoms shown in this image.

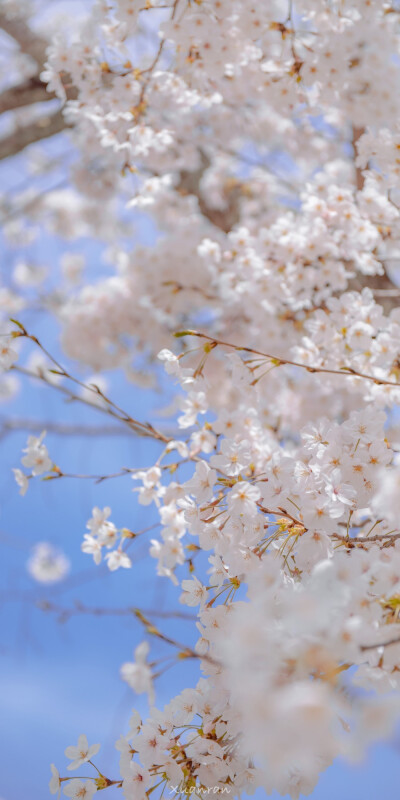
[174,330,400,389]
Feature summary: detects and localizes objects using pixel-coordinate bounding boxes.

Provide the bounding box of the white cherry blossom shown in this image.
[49,764,61,797]
[65,735,100,771]
[27,542,70,584]
[63,780,97,799]
[21,431,52,476]
[120,642,155,705]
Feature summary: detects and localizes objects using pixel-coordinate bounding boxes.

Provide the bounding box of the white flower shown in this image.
[324,468,357,511]
[13,468,28,496]
[158,350,194,385]
[131,721,168,766]
[81,534,102,565]
[27,542,69,584]
[97,522,117,548]
[21,430,52,475]
[190,427,217,455]
[343,409,387,446]
[121,761,150,800]
[0,337,18,370]
[210,438,252,476]
[132,467,163,506]
[105,550,132,571]
[184,461,217,504]
[49,764,61,797]
[65,734,100,771]
[87,507,112,535]
[295,531,333,572]
[139,467,162,488]
[180,576,208,608]
[227,481,260,518]
[157,349,180,375]
[178,391,208,428]
[165,439,189,458]
[63,779,97,799]
[121,641,154,705]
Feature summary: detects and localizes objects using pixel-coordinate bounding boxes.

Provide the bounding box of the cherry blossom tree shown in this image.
[3,0,400,798]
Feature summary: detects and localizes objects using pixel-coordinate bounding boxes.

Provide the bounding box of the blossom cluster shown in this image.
[2,0,400,798]
[81,505,132,571]
[72,344,400,798]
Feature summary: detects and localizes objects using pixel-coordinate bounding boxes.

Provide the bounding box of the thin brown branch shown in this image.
[352,125,365,191]
[332,531,400,546]
[0,418,127,438]
[11,323,170,443]
[12,362,168,443]
[39,601,217,666]
[47,467,134,484]
[176,330,400,388]
[134,608,219,666]
[177,150,241,233]
[37,599,196,622]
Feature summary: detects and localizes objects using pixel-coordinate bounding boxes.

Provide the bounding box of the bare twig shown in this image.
[332,531,400,546]
[0,418,127,438]
[12,326,170,443]
[37,599,196,622]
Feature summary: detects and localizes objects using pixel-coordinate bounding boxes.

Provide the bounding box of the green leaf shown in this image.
[10,318,26,332]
